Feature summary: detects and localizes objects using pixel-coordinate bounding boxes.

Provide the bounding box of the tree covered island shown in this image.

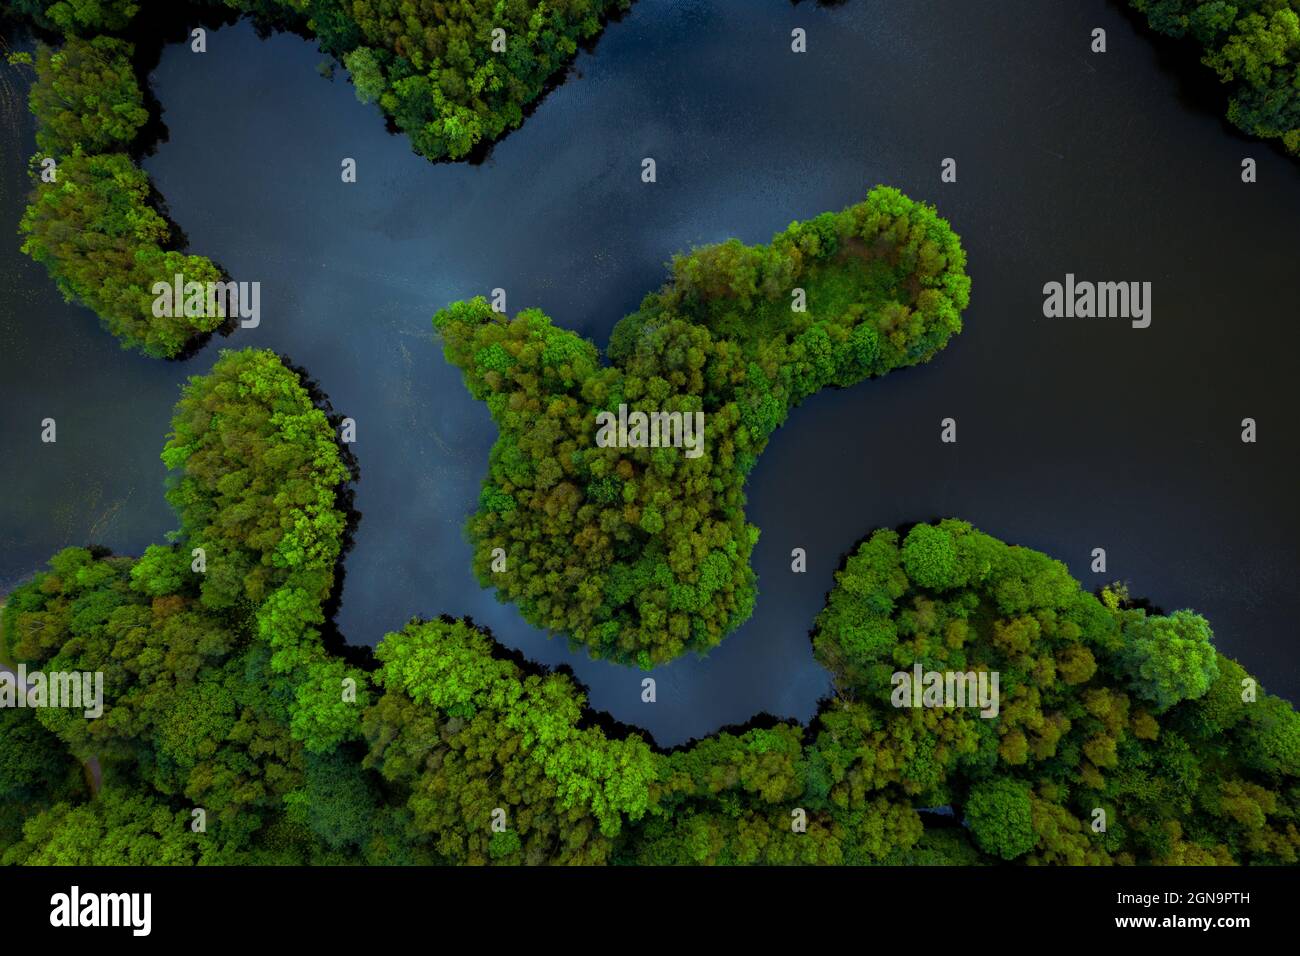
[435,186,971,666]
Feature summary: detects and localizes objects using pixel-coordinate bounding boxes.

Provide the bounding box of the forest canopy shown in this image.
[7,453,1295,866]
[810,519,1299,865]
[435,186,971,666]
[0,345,1292,866]
[1,349,366,863]
[3,1,1297,869]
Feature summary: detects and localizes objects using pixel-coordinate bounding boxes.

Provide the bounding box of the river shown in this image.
[2,0,1297,745]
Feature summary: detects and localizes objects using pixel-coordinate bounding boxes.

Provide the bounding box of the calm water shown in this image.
[2,0,1297,745]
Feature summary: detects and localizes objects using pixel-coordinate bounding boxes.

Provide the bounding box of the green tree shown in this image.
[902,522,964,591]
[964,779,1036,860]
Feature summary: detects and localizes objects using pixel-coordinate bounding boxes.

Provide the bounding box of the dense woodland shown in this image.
[2,0,1297,865]
[437,187,970,666]
[1130,0,1300,158]
[2,351,1295,865]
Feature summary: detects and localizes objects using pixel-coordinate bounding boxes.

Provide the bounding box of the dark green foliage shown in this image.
[627,721,923,865]
[284,750,379,850]
[4,374,1296,865]
[1130,0,1300,156]
[5,0,139,33]
[436,187,970,665]
[0,708,86,853]
[1,241,1292,871]
[13,22,229,357]
[0,709,81,803]
[17,27,226,358]
[885,826,989,866]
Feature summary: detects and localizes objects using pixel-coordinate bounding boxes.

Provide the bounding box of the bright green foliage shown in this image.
[0,236,1291,867]
[363,619,660,863]
[3,787,203,866]
[292,658,370,752]
[163,349,349,614]
[964,779,1035,859]
[161,350,363,748]
[1118,609,1219,711]
[19,151,225,357]
[225,0,631,161]
[437,187,971,665]
[901,522,964,591]
[29,37,148,155]
[1131,0,1300,157]
[3,374,1296,865]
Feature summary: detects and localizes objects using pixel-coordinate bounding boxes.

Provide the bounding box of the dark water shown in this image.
[2,0,1297,746]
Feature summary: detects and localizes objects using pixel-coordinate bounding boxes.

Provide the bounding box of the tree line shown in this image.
[2,351,1294,864]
